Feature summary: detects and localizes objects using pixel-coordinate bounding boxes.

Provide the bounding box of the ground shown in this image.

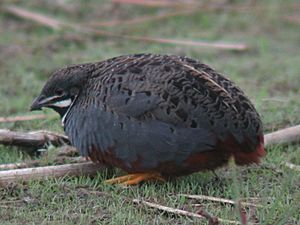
[0,0,299,224]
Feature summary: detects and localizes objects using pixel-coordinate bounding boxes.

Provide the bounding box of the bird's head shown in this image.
[30,63,94,117]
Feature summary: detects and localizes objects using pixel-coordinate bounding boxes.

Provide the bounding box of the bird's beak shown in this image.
[30,95,45,111]
[30,95,58,111]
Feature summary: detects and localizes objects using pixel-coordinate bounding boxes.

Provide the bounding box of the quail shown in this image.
[31,54,265,185]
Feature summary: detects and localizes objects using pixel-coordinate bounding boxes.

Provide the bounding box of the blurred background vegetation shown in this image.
[0,0,299,224]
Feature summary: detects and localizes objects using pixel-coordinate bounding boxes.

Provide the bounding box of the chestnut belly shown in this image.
[86,136,265,177]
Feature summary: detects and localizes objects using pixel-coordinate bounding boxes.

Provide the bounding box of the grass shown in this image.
[0,0,300,224]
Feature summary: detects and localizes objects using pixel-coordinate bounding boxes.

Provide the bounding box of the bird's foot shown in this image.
[105,172,165,185]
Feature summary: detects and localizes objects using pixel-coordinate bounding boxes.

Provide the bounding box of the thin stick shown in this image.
[3,5,248,51]
[118,34,248,50]
[132,199,239,224]
[0,157,86,170]
[0,161,39,170]
[4,5,63,29]
[0,162,102,186]
[0,129,70,148]
[71,23,248,50]
[0,114,46,123]
[264,125,300,146]
[284,162,300,172]
[179,194,261,207]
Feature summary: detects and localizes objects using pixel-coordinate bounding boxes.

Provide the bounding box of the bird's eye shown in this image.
[55,88,64,96]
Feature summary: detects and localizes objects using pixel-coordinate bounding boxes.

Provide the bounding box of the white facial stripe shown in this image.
[62,95,78,126]
[51,99,72,108]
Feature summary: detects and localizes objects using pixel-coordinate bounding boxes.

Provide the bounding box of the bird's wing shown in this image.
[86,54,232,126]
[89,54,259,137]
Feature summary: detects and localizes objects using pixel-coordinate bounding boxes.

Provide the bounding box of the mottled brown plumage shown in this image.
[31,54,265,184]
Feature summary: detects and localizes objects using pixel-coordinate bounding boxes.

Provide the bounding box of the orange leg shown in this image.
[105,172,165,185]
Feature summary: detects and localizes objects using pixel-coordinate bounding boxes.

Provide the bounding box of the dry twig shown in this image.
[4,5,63,29]
[0,161,39,170]
[2,5,248,51]
[0,157,86,170]
[132,198,239,224]
[0,114,46,123]
[179,194,262,207]
[0,129,70,148]
[264,125,300,146]
[113,34,248,50]
[284,162,300,172]
[0,162,102,186]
